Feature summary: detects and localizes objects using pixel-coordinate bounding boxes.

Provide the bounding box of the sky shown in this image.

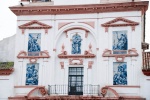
[0,0,150,43]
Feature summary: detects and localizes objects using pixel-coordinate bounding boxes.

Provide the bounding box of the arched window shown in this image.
[72,34,81,54]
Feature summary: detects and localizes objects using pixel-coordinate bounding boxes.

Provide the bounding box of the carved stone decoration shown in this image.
[115,56,125,62]
[29,58,38,63]
[88,43,92,53]
[69,58,83,65]
[17,50,50,63]
[63,27,89,33]
[101,86,119,98]
[60,62,64,69]
[58,50,95,58]
[101,17,139,32]
[18,20,52,34]
[88,61,94,69]
[61,44,65,52]
[27,86,47,98]
[102,48,138,62]
[10,1,148,16]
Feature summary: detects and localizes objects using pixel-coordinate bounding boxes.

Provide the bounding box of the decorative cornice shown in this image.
[9,1,149,16]
[58,51,95,58]
[102,48,138,62]
[18,20,52,34]
[58,44,95,58]
[17,50,50,63]
[101,17,139,32]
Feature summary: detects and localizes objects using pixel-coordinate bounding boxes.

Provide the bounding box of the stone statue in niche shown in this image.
[72,34,81,54]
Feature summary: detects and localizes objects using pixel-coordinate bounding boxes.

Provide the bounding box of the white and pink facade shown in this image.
[0,0,150,100]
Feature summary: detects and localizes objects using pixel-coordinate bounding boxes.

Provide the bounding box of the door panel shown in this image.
[68,67,83,95]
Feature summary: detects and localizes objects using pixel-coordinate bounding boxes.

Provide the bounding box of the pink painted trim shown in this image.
[102,48,138,62]
[17,50,50,59]
[60,62,64,69]
[18,20,52,34]
[27,86,47,97]
[101,86,119,97]
[88,61,94,69]
[79,22,95,28]
[64,27,89,33]
[58,51,95,58]
[58,22,73,30]
[101,17,139,32]
[106,85,140,88]
[10,1,148,16]
[69,58,83,65]
[101,17,139,27]
[17,50,50,63]
[19,20,52,29]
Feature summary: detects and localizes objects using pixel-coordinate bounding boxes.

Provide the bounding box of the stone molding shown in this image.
[101,17,139,32]
[18,20,52,34]
[69,58,83,65]
[88,61,94,69]
[10,1,148,15]
[58,44,95,59]
[17,50,50,63]
[102,48,138,62]
[101,86,119,98]
[27,86,47,98]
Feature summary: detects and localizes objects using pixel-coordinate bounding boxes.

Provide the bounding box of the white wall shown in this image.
[11,10,150,99]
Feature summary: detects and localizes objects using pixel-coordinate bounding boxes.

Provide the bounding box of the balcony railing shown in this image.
[142,52,150,76]
[48,85,100,96]
[143,52,150,70]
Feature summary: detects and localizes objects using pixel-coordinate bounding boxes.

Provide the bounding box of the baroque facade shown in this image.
[0,0,149,100]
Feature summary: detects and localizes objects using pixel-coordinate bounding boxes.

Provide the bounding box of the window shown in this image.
[68,67,84,95]
[72,34,82,54]
[26,63,39,85]
[113,62,127,85]
[28,33,41,56]
[112,31,128,54]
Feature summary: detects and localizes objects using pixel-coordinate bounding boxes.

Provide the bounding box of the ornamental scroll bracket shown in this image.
[102,48,138,62]
[101,17,139,32]
[58,44,95,59]
[17,50,50,63]
[18,20,52,34]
